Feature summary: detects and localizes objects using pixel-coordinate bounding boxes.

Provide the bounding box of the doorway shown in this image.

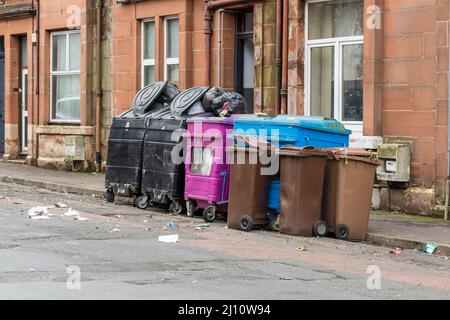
[234,11,254,113]
[19,36,28,153]
[0,37,5,154]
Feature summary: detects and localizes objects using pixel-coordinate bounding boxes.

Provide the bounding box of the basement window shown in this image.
[50,30,81,122]
[142,19,155,87]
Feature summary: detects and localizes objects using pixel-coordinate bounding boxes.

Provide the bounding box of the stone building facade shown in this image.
[0,0,449,214]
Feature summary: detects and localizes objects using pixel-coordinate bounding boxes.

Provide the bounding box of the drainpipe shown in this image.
[95,0,103,173]
[280,0,288,114]
[34,0,40,165]
[217,9,240,87]
[446,2,450,221]
[204,0,261,86]
[275,0,282,115]
[204,1,213,85]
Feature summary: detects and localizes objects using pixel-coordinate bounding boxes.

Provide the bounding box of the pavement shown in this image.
[1,160,450,257]
[1,181,449,299]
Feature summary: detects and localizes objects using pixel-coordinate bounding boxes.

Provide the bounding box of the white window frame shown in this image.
[164,16,179,82]
[50,30,81,123]
[304,0,364,136]
[141,18,156,88]
[21,68,28,153]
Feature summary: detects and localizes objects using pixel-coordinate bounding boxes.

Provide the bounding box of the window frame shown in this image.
[141,18,156,88]
[304,0,364,135]
[163,15,180,83]
[49,30,81,124]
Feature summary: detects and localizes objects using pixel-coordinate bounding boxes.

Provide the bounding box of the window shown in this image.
[305,0,364,134]
[50,31,80,122]
[164,17,179,86]
[142,19,155,87]
[190,147,214,176]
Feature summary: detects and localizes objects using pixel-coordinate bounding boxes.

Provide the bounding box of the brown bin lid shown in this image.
[323,148,382,165]
[278,146,330,158]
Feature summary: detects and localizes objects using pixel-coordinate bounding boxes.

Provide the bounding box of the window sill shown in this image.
[37,125,94,136]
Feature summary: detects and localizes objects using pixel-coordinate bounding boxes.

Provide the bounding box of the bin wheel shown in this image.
[169,200,184,215]
[335,224,350,240]
[106,190,115,203]
[134,196,149,210]
[313,220,328,237]
[203,206,217,223]
[267,212,280,232]
[186,201,196,217]
[239,215,254,232]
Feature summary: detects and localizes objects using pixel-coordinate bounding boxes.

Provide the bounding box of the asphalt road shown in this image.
[0,181,449,300]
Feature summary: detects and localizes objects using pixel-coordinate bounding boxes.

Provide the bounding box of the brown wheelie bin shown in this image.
[227,143,272,232]
[322,149,381,241]
[278,147,330,237]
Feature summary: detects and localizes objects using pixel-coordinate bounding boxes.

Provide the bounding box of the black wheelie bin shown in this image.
[138,86,216,213]
[105,81,179,205]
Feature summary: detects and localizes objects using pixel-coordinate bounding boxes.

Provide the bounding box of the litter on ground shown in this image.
[390,247,402,255]
[424,242,438,254]
[28,206,49,217]
[158,234,179,243]
[74,216,89,221]
[64,209,80,217]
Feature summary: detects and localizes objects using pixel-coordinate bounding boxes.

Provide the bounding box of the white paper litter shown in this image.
[158,234,179,243]
[64,208,80,217]
[74,216,89,221]
[28,206,49,217]
[31,215,50,220]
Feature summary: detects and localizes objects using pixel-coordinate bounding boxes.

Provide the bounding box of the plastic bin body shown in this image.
[227,147,271,230]
[141,116,187,204]
[105,111,149,197]
[279,148,329,237]
[184,117,234,211]
[322,150,380,241]
[233,115,351,214]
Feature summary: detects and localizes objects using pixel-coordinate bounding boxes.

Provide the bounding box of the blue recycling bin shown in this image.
[233,115,351,219]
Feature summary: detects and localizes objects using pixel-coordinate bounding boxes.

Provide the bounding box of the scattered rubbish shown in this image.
[158,234,179,243]
[64,208,80,217]
[195,223,210,230]
[424,242,438,254]
[297,245,308,252]
[279,277,292,281]
[55,203,68,208]
[111,228,121,233]
[31,215,50,220]
[115,215,123,219]
[166,221,175,230]
[390,247,402,255]
[143,220,149,224]
[28,206,49,217]
[13,201,23,205]
[74,216,89,221]
[145,227,151,231]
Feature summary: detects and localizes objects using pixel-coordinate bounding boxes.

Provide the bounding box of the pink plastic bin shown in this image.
[184,117,234,222]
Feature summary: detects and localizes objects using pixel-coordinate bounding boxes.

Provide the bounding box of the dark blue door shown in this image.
[0,37,4,154]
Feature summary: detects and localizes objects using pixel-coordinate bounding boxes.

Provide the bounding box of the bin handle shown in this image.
[233,134,275,150]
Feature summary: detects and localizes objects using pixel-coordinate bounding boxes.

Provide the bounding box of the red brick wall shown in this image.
[381,0,449,200]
